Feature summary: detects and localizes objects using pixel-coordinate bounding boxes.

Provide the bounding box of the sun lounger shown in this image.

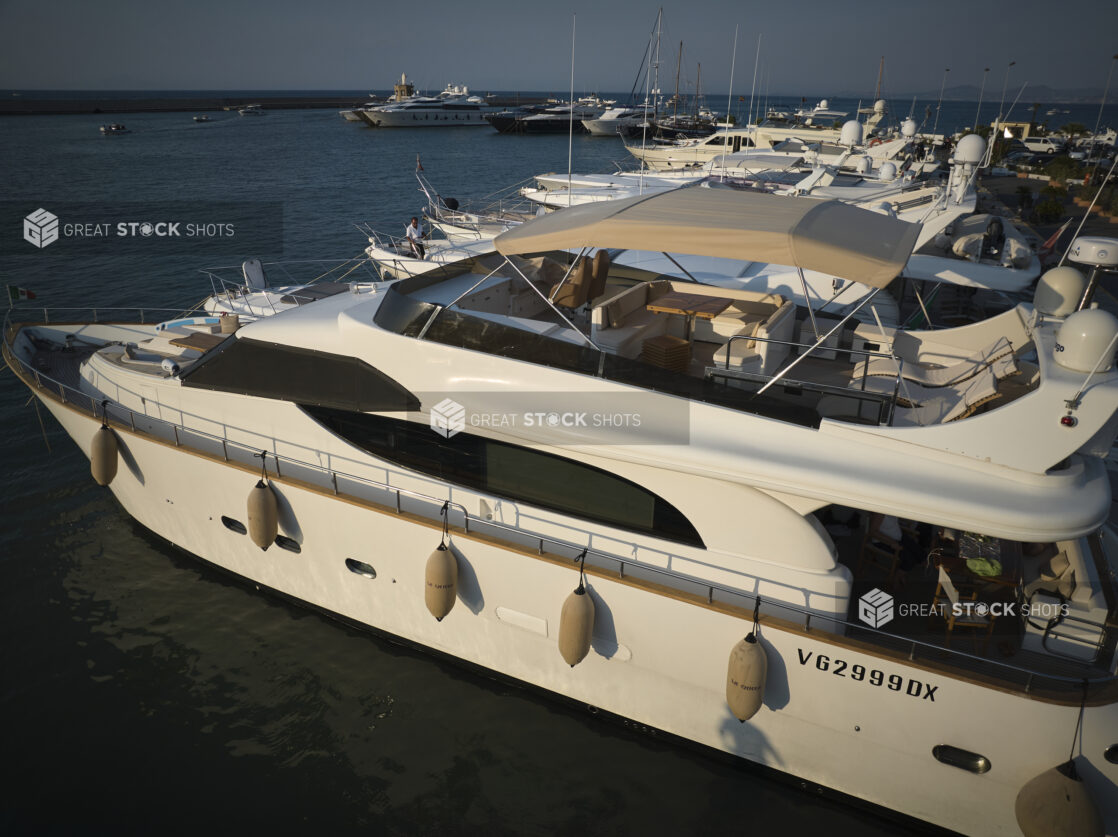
[853,336,1017,388]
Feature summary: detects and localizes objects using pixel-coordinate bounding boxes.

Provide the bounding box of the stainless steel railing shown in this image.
[197,257,383,319]
[710,334,904,425]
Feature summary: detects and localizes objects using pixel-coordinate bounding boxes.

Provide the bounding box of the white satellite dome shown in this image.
[953,134,986,166]
[874,99,886,113]
[901,118,917,138]
[856,155,873,173]
[840,120,863,147]
[878,161,897,181]
[1067,237,1118,268]
[1055,308,1118,373]
[1034,266,1087,317]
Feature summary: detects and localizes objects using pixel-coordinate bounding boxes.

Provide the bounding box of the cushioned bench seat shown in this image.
[593,308,669,355]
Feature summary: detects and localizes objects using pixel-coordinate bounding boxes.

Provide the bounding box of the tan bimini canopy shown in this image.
[494,185,921,289]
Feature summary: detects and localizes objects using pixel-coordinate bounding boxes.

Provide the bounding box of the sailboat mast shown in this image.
[694,63,701,118]
[673,41,682,118]
[652,9,662,118]
[873,56,884,102]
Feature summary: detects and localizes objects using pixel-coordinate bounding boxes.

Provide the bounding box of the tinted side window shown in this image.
[302,406,703,548]
[182,338,418,412]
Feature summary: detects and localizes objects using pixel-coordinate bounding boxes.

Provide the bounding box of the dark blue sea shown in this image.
[1,94,1113,835]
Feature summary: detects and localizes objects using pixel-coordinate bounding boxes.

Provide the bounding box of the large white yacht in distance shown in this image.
[358,80,490,128]
[5,189,1118,837]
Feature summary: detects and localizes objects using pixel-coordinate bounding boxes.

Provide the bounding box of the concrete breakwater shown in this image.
[1,94,549,116]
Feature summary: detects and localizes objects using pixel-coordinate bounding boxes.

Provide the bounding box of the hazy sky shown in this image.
[0,0,1115,96]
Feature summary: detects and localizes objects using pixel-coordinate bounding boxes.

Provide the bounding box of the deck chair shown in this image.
[853,336,1017,388]
[857,514,906,587]
[242,258,267,290]
[931,565,996,650]
[587,250,610,302]
[552,259,591,309]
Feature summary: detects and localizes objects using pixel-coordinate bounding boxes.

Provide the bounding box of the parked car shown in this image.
[1023,137,1065,154]
[1003,150,1037,164]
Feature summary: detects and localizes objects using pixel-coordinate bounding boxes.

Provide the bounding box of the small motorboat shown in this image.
[100,123,129,135]
[193,115,211,123]
[238,104,264,116]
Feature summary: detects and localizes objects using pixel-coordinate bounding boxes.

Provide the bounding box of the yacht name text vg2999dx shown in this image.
[6,189,1118,837]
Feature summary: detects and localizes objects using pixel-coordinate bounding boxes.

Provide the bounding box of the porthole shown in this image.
[1105,744,1118,764]
[345,558,376,579]
[221,516,247,534]
[933,745,991,774]
[275,535,301,553]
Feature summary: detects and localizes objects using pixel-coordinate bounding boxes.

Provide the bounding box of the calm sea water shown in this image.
[2,95,1112,835]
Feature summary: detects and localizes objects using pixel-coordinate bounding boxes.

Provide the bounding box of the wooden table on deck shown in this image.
[646,291,734,341]
[939,535,1021,594]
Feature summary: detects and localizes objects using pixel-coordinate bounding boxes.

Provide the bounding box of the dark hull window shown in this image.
[302,406,704,548]
[181,338,419,412]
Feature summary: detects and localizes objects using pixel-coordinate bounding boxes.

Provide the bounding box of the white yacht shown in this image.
[486,97,611,134]
[238,104,264,116]
[361,224,497,280]
[6,190,1118,837]
[340,100,379,122]
[359,83,490,128]
[582,105,649,137]
[199,257,383,322]
[627,102,895,171]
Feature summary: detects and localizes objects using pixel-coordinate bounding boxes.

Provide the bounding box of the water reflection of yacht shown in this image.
[5,189,1117,837]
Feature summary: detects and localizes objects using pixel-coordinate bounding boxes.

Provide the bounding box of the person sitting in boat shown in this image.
[405,216,427,260]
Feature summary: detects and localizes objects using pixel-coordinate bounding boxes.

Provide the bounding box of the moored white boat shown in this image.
[359,83,490,128]
[6,189,1118,837]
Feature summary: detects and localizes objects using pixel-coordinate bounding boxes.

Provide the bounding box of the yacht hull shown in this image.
[30,389,1118,837]
[361,109,490,128]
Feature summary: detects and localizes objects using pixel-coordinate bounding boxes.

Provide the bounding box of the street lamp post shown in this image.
[973,67,990,132]
[997,61,1016,126]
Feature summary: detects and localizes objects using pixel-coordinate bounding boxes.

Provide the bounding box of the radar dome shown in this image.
[1034,266,1087,317]
[840,120,863,147]
[901,118,917,138]
[1067,236,1118,268]
[870,202,897,218]
[874,99,886,113]
[856,155,873,173]
[1055,308,1118,373]
[878,162,897,181]
[819,99,829,109]
[953,134,986,165]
